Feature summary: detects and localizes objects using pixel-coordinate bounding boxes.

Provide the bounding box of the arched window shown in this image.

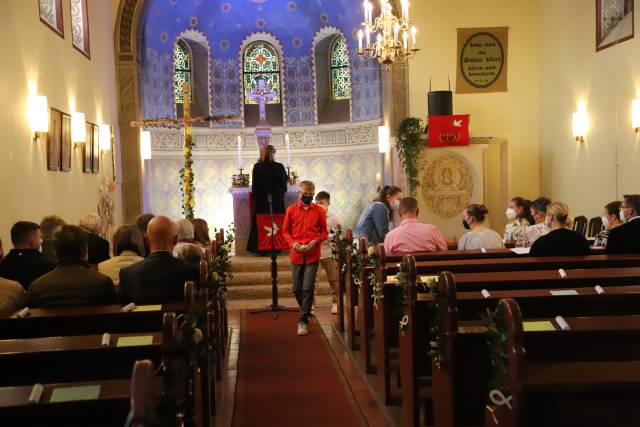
[174,40,192,105]
[243,41,281,105]
[330,36,351,100]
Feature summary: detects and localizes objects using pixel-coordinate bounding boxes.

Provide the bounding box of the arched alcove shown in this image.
[313,27,351,124]
[174,29,212,120]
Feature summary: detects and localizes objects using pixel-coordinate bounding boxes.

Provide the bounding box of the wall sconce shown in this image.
[28,95,48,142]
[633,100,640,132]
[378,125,390,153]
[71,112,86,146]
[572,111,588,143]
[140,130,152,161]
[99,124,112,152]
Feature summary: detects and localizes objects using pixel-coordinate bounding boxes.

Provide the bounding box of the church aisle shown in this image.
[233,310,379,426]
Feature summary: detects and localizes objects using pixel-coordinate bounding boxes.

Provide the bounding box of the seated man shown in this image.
[0,221,54,290]
[607,194,640,254]
[79,213,110,264]
[119,216,198,304]
[384,197,448,255]
[40,215,66,264]
[28,225,116,307]
[0,277,26,315]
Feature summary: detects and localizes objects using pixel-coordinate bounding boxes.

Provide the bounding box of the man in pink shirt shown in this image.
[383,197,448,255]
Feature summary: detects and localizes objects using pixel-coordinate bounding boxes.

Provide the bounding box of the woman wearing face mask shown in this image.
[529,202,590,257]
[594,201,623,247]
[516,197,552,248]
[457,204,504,250]
[503,197,534,243]
[353,185,403,244]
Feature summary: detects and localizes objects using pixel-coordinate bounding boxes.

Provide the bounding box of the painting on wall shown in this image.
[39,0,64,38]
[92,124,100,174]
[60,113,71,172]
[47,108,62,171]
[597,0,634,51]
[83,123,93,173]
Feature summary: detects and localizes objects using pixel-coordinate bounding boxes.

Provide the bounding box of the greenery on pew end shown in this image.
[480,304,509,396]
[207,225,235,297]
[425,278,444,369]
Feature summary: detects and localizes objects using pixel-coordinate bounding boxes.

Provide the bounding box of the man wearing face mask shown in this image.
[594,201,623,247]
[281,181,328,336]
[607,194,640,254]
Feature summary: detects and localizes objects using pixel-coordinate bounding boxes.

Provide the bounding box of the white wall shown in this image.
[540,0,640,218]
[0,0,119,249]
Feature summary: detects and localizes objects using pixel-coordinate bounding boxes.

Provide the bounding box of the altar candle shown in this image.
[285,133,291,167]
[376,172,382,190]
[237,135,242,169]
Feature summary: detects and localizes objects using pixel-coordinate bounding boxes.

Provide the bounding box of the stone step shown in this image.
[229,270,328,287]
[227,282,333,300]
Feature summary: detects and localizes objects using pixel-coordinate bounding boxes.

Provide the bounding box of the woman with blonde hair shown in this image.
[98,225,145,285]
[192,218,211,247]
[530,202,590,256]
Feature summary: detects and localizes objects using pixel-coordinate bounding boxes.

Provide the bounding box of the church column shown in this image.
[381,62,410,191]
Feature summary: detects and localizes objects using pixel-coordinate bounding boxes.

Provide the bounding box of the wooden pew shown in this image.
[398,259,640,426]
[486,299,640,427]
[373,253,640,405]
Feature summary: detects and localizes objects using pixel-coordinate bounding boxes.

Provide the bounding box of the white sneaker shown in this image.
[297,322,308,336]
[331,303,338,314]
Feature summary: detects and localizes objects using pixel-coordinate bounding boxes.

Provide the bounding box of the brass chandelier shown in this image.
[357,0,419,70]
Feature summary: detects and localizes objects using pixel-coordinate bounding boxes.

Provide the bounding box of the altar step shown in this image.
[228,254,334,300]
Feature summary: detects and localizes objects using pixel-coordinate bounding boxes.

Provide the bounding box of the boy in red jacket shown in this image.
[281,180,328,336]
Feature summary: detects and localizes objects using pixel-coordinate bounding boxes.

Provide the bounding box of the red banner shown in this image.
[428,115,470,147]
[257,214,290,251]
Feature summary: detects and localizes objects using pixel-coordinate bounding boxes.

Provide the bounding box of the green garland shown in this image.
[425,278,444,368]
[179,127,195,220]
[480,304,509,393]
[395,117,424,197]
[207,225,235,298]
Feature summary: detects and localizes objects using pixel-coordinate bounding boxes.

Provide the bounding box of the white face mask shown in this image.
[392,200,401,210]
[506,208,517,221]
[620,210,626,222]
[602,215,610,228]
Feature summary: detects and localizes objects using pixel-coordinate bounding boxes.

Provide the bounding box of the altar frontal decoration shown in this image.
[421,154,473,219]
[428,114,470,147]
[257,214,289,251]
[456,27,509,94]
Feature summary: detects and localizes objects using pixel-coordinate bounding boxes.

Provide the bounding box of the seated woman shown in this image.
[516,197,552,248]
[530,202,590,257]
[192,218,211,248]
[353,185,403,245]
[458,204,504,250]
[98,225,145,286]
[175,243,203,267]
[503,197,533,243]
[594,201,623,247]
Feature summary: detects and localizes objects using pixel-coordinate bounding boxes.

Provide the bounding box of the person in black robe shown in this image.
[247,144,289,254]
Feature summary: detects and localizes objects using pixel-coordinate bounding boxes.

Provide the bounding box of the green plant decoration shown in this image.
[480,304,509,394]
[395,117,424,197]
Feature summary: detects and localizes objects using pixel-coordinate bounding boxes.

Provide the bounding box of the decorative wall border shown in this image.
[172,29,214,120]
[310,26,353,124]
[237,32,288,127]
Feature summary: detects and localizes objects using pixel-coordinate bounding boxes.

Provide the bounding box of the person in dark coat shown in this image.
[40,215,66,264]
[79,213,110,264]
[0,221,54,290]
[119,216,198,305]
[247,144,289,254]
[530,202,590,257]
[607,194,640,254]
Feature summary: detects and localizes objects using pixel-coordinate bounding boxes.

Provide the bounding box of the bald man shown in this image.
[119,216,198,304]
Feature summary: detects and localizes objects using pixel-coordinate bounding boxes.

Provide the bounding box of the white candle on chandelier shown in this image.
[394,23,400,43]
[366,27,371,48]
[403,0,410,20]
[358,29,364,53]
[411,26,417,49]
[237,135,243,169]
[285,133,291,168]
[402,31,408,50]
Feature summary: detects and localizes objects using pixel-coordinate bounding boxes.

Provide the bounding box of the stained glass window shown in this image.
[243,41,281,104]
[330,36,351,101]
[174,40,191,104]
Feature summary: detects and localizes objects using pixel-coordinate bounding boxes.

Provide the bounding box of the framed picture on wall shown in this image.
[60,113,71,172]
[597,0,634,51]
[92,124,100,174]
[47,108,62,171]
[83,123,93,173]
[38,0,64,38]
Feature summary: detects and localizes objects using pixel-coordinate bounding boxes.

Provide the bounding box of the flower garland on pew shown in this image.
[179,131,195,220]
[480,304,509,394]
[207,226,235,298]
[366,246,382,304]
[425,277,444,369]
[395,259,410,334]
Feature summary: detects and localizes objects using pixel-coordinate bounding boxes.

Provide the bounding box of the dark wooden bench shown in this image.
[398,258,640,426]
[372,253,640,404]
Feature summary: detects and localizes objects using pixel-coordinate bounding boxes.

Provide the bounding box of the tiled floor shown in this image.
[217,306,397,427]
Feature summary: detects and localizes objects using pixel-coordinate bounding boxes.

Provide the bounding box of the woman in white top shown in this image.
[516,197,552,248]
[503,197,534,243]
[98,225,145,286]
[458,204,504,250]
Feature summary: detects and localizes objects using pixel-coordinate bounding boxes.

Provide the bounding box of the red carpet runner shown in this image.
[234,311,363,426]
